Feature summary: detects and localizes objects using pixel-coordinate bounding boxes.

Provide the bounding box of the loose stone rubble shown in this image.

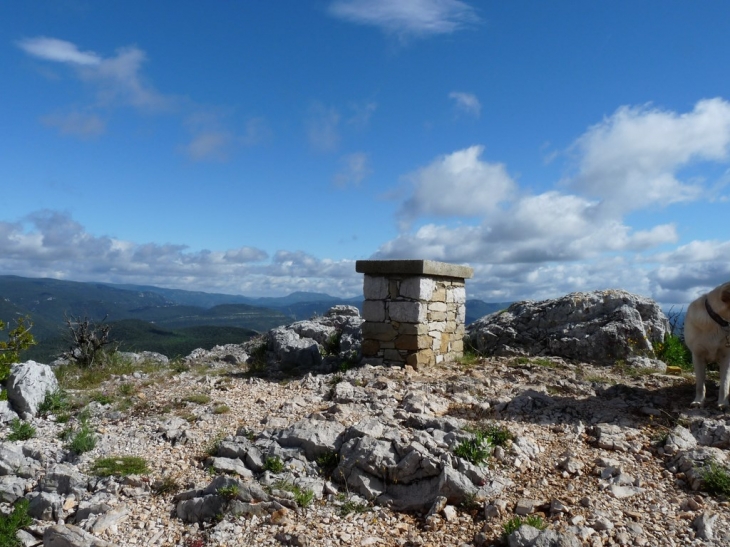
[0,305,729,546]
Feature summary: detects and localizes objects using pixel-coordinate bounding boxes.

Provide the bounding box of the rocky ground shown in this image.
[2,343,730,547]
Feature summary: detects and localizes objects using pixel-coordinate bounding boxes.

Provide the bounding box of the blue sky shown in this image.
[2,1,730,305]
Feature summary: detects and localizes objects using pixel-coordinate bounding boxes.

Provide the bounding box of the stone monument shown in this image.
[355,259,473,368]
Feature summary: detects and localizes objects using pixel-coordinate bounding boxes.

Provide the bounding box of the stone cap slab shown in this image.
[356,260,473,279]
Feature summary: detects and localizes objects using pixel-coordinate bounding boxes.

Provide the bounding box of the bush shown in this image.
[654,333,692,371]
[63,315,115,368]
[0,316,35,383]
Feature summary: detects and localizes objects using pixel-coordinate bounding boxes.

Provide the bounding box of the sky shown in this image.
[2,1,730,307]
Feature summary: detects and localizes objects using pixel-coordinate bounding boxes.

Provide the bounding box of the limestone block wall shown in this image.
[356,260,473,368]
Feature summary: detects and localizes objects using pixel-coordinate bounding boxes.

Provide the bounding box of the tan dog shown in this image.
[684,282,730,408]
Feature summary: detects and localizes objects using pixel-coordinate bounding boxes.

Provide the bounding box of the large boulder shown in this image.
[264,306,364,370]
[466,289,669,365]
[6,360,59,419]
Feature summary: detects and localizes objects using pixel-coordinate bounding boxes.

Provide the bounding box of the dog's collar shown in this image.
[705,298,730,328]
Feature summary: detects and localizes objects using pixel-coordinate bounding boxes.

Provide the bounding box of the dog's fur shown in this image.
[684,282,730,408]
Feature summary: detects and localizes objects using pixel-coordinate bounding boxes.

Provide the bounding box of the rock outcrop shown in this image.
[6,360,59,420]
[466,289,670,365]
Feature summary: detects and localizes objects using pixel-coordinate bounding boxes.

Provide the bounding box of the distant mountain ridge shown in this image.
[0,275,509,361]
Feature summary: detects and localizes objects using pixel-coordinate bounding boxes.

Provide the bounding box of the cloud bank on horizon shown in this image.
[3,1,730,307]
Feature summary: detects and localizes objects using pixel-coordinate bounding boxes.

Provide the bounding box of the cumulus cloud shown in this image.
[0,211,361,297]
[398,145,516,223]
[333,152,371,187]
[569,98,730,212]
[449,91,481,118]
[328,0,480,38]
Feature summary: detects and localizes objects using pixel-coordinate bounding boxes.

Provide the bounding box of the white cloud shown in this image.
[0,211,362,297]
[17,37,101,66]
[398,145,516,223]
[333,152,371,187]
[449,91,481,118]
[328,0,479,38]
[306,103,341,152]
[183,131,232,161]
[40,111,105,138]
[569,98,730,212]
[18,36,171,112]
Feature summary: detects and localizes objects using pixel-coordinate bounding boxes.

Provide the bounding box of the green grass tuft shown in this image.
[91,456,150,477]
[0,498,32,547]
[6,419,35,441]
[502,515,546,538]
[701,460,730,497]
[263,456,284,473]
[37,389,71,416]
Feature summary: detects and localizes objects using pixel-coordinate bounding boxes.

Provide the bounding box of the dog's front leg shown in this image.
[691,354,707,407]
[718,357,730,409]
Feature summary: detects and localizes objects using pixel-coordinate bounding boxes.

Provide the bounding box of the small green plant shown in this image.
[453,436,491,465]
[328,373,344,386]
[38,389,71,416]
[0,498,32,547]
[654,333,693,371]
[0,390,7,401]
[67,414,97,455]
[294,486,314,507]
[6,419,35,441]
[338,494,369,516]
[91,392,115,405]
[203,432,226,457]
[184,393,211,405]
[118,383,135,396]
[323,330,342,356]
[701,460,730,497]
[152,476,181,496]
[263,456,284,473]
[247,341,268,375]
[212,404,230,415]
[91,456,150,477]
[480,423,514,447]
[316,450,339,474]
[502,515,546,538]
[217,484,240,500]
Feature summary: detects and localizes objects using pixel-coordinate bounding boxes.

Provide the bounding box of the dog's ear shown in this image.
[722,284,730,303]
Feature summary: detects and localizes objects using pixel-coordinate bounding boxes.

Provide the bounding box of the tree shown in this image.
[0,316,36,381]
[64,315,115,367]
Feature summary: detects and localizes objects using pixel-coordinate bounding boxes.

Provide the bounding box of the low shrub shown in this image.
[654,333,692,371]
